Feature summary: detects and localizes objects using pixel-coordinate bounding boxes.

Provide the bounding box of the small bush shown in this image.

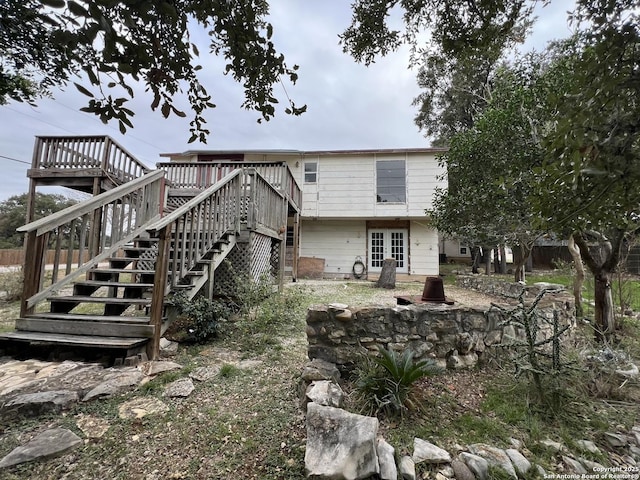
[353,347,441,417]
[170,292,229,343]
[0,268,23,302]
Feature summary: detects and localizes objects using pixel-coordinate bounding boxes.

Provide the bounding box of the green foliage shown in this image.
[0,192,78,248]
[0,0,305,142]
[171,292,229,343]
[353,346,441,417]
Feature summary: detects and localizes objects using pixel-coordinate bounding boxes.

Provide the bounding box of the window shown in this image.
[304,162,317,183]
[286,226,295,247]
[460,247,468,255]
[376,160,406,203]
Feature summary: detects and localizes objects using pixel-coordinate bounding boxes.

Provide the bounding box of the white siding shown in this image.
[408,221,440,276]
[300,220,367,276]
[284,151,446,219]
[406,153,447,215]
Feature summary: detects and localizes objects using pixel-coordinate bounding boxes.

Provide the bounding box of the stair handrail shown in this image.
[18,170,166,315]
[145,168,245,359]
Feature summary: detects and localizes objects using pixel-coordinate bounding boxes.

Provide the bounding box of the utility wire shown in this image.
[0,155,30,165]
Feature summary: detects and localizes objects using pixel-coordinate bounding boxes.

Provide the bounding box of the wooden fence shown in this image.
[0,249,90,267]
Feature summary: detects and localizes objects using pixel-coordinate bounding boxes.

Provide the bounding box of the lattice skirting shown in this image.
[214,231,281,297]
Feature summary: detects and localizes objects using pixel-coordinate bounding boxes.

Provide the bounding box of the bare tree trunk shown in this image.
[471,246,481,274]
[573,231,622,341]
[499,244,507,274]
[514,244,532,283]
[483,246,491,275]
[594,270,615,340]
[567,235,585,318]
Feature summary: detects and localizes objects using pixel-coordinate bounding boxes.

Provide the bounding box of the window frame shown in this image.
[304,161,317,183]
[376,159,406,203]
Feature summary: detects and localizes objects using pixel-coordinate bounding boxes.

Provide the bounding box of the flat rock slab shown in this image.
[413,438,451,464]
[0,427,82,468]
[118,397,169,419]
[83,369,147,401]
[145,361,183,376]
[2,390,79,417]
[189,366,221,382]
[164,378,195,398]
[75,413,111,439]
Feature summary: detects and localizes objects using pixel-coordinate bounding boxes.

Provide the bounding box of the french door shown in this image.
[368,229,408,273]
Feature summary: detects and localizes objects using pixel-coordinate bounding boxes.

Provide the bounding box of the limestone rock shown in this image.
[460,452,489,480]
[306,380,344,408]
[451,458,475,480]
[539,439,564,453]
[0,428,82,468]
[118,397,169,419]
[2,390,79,416]
[377,438,397,480]
[163,378,195,398]
[413,437,452,464]
[468,444,516,478]
[159,338,179,356]
[305,402,379,480]
[82,369,146,401]
[146,361,182,376]
[562,456,587,474]
[189,365,221,382]
[302,358,341,383]
[575,440,601,455]
[75,413,111,439]
[399,456,416,480]
[579,458,606,473]
[604,432,628,448]
[505,449,531,476]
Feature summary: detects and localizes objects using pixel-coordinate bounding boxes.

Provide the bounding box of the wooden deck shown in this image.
[1,135,299,361]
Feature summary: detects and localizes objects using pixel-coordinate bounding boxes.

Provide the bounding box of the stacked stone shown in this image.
[306,301,571,372]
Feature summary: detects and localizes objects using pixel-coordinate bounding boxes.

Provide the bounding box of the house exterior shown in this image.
[160,147,447,280]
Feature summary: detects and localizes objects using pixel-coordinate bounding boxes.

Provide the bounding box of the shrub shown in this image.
[170,292,229,343]
[353,346,441,417]
[0,267,23,302]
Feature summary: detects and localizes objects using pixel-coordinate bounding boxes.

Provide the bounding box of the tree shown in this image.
[341,0,535,145]
[0,193,78,248]
[428,56,549,281]
[0,0,306,142]
[536,2,640,339]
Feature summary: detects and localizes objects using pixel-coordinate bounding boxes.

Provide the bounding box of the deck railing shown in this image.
[144,168,284,357]
[157,161,301,211]
[17,170,165,316]
[31,136,151,185]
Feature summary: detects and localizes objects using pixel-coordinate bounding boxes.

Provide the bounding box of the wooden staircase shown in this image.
[0,136,299,360]
[3,232,236,356]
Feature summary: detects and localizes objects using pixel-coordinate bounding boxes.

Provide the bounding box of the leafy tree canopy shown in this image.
[0,0,306,143]
[0,193,78,248]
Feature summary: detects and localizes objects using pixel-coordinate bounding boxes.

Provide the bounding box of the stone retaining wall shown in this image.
[455,275,567,300]
[306,292,574,371]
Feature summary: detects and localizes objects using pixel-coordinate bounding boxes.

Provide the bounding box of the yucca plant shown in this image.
[354,346,441,416]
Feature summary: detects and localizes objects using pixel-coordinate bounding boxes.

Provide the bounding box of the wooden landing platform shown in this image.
[0,331,148,349]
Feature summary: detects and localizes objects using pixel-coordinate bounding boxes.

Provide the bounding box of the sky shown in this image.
[0,1,576,202]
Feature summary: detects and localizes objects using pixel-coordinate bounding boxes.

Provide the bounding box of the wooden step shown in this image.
[48,296,151,305]
[0,331,148,349]
[74,280,154,289]
[89,268,156,275]
[27,313,152,323]
[16,317,155,338]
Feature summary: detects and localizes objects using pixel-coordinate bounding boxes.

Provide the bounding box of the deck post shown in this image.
[147,225,171,360]
[20,231,47,317]
[292,212,300,281]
